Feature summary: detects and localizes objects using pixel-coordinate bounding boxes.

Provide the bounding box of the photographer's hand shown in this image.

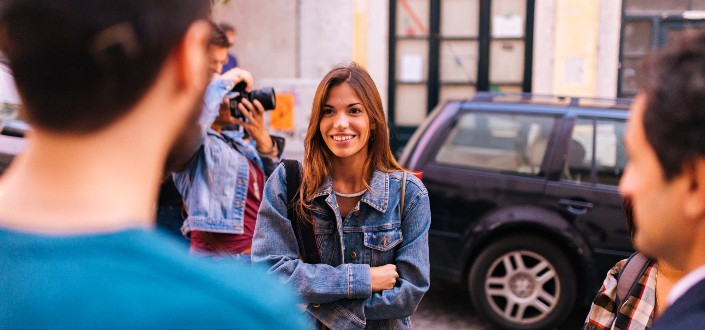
[210,97,238,133]
[233,98,277,157]
[221,67,253,90]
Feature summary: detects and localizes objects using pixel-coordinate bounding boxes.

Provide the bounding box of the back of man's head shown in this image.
[639,29,705,180]
[218,23,236,35]
[0,0,210,134]
[209,21,231,48]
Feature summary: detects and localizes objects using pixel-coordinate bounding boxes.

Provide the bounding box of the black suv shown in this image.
[399,93,632,329]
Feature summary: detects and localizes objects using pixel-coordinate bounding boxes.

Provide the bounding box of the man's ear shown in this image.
[173,20,211,93]
[683,157,705,221]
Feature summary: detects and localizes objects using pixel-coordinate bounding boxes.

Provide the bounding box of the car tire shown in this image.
[468,235,577,330]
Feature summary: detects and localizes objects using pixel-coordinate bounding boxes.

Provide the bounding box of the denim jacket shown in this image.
[252,165,431,329]
[173,78,280,236]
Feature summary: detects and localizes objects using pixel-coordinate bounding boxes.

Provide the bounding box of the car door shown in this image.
[544,112,632,274]
[415,106,563,279]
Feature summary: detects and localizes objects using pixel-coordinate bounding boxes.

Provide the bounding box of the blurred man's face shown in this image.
[208,44,228,77]
[619,93,692,264]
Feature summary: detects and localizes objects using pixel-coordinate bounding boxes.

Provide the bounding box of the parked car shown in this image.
[0,56,27,175]
[399,93,632,330]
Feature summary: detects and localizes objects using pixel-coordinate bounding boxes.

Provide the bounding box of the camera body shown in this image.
[229,81,276,118]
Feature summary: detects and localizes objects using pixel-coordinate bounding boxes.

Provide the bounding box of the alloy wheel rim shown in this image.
[483,250,560,325]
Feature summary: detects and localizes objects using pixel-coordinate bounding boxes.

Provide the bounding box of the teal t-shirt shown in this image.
[0,227,308,329]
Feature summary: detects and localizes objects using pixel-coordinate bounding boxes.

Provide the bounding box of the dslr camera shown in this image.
[229,81,276,119]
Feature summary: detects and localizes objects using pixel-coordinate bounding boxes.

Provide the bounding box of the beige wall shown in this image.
[532,0,557,95]
[211,0,388,90]
[211,0,298,81]
[533,0,622,98]
[595,0,622,98]
[552,0,601,97]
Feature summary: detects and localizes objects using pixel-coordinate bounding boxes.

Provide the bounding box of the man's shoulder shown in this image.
[653,278,705,329]
[0,228,307,329]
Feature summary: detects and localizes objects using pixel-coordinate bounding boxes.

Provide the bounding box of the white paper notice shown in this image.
[492,14,523,38]
[400,54,424,82]
[564,58,585,85]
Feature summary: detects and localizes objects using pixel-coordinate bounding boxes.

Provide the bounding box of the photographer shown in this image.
[170,22,283,260]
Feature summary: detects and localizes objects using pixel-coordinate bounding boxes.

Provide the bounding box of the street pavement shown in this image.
[411,278,586,330]
[411,279,494,329]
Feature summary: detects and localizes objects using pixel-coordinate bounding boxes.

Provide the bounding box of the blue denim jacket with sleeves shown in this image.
[172,78,280,236]
[252,164,431,329]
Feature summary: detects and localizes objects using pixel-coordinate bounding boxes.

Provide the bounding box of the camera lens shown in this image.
[251,87,276,110]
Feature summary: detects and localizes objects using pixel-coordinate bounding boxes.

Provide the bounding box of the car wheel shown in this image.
[468,235,576,330]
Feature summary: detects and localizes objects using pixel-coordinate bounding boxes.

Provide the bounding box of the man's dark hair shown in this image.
[219,22,236,35]
[623,197,635,240]
[0,0,210,134]
[639,29,705,180]
[209,21,231,48]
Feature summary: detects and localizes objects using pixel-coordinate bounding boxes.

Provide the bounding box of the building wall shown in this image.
[299,0,354,79]
[211,0,387,88]
[533,0,622,98]
[595,0,622,98]
[211,0,298,80]
[532,0,557,95]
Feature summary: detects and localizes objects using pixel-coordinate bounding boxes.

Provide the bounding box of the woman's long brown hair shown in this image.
[295,62,403,221]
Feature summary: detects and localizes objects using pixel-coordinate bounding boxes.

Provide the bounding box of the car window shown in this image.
[564,118,627,185]
[434,112,556,175]
[0,56,21,124]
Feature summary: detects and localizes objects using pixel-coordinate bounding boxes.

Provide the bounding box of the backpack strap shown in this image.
[616,252,651,308]
[282,159,321,264]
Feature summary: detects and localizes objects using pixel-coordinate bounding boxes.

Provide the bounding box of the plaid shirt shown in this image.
[584,259,657,330]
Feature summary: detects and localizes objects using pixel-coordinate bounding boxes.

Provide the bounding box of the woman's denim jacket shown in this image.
[172,78,280,236]
[252,165,431,329]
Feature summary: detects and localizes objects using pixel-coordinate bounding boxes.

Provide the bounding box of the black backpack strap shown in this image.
[400,172,407,219]
[615,252,651,308]
[282,159,321,264]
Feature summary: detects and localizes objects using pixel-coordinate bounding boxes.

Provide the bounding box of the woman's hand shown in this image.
[370,264,399,292]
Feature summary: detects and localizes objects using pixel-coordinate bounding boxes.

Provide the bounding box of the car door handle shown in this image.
[559,199,594,215]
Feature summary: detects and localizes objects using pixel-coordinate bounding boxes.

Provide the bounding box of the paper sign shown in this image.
[270,93,295,131]
[400,54,424,82]
[492,14,523,38]
[564,58,585,85]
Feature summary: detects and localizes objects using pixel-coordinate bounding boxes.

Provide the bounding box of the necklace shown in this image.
[334,189,367,198]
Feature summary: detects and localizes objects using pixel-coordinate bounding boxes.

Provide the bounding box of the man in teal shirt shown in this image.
[0,0,307,329]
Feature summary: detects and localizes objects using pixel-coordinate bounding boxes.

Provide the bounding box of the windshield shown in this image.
[0,53,22,126]
[0,54,21,123]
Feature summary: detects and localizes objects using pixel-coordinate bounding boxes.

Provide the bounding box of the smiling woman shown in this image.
[319,82,373,162]
[252,62,432,330]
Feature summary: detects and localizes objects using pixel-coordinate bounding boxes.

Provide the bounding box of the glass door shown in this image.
[389,0,534,154]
